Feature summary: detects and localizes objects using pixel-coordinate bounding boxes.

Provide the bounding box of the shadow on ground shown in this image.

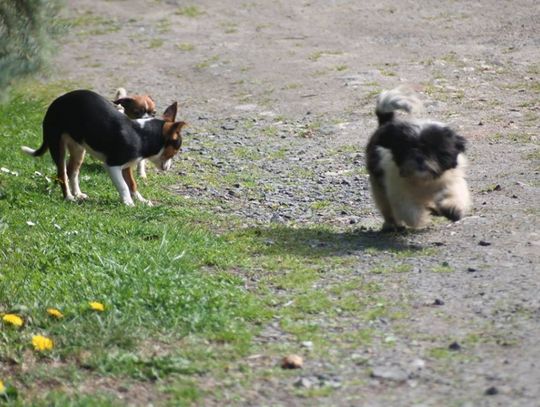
[239,225,430,258]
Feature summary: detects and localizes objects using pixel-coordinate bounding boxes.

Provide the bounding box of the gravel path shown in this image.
[52,0,539,405]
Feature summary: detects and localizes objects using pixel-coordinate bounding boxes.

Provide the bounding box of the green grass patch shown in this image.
[148,38,164,49]
[370,263,412,274]
[176,42,195,52]
[432,262,454,273]
[67,11,121,36]
[175,6,204,18]
[0,83,265,405]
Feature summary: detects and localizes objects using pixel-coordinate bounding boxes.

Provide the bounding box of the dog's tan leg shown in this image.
[50,135,74,201]
[66,141,88,200]
[122,167,153,206]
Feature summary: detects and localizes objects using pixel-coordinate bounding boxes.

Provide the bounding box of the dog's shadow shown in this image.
[240,225,427,258]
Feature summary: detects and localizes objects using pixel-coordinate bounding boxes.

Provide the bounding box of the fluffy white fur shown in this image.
[367,87,472,230]
[373,147,471,229]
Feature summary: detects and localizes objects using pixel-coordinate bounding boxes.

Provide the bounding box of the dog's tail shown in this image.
[114,87,127,100]
[375,87,422,126]
[21,142,48,157]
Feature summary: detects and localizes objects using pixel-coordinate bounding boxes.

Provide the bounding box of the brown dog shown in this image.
[113,88,157,178]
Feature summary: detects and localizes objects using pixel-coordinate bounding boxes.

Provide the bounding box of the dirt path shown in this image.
[52,0,538,405]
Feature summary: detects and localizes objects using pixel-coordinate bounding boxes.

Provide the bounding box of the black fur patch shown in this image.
[366,120,466,179]
[42,90,167,167]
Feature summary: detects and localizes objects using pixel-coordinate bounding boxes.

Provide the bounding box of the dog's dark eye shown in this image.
[168,139,182,149]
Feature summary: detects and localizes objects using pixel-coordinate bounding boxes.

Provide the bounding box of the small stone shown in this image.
[478,240,492,246]
[493,184,502,191]
[449,341,461,351]
[294,377,312,388]
[270,213,285,224]
[485,386,498,395]
[433,298,445,306]
[281,354,303,369]
[301,341,313,349]
[371,366,408,382]
[411,358,426,370]
[467,267,477,272]
[222,122,236,131]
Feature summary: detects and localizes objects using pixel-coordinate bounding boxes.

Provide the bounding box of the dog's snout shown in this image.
[161,159,172,171]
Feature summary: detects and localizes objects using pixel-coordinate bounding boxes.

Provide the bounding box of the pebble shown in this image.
[371,366,408,382]
[449,341,461,351]
[485,386,498,395]
[281,354,303,369]
[294,377,313,388]
[411,358,426,370]
[222,122,236,131]
[478,240,492,246]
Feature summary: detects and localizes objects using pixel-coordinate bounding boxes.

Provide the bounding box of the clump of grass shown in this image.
[176,42,195,52]
[221,22,238,34]
[308,50,343,62]
[195,55,220,70]
[175,6,204,18]
[148,38,164,49]
[68,11,121,36]
[432,262,454,273]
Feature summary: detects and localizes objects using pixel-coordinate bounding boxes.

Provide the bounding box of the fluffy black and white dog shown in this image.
[366,88,471,230]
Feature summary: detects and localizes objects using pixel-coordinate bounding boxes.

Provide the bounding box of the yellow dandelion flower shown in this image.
[0,379,5,394]
[47,308,64,319]
[89,302,105,312]
[32,335,54,352]
[2,314,23,327]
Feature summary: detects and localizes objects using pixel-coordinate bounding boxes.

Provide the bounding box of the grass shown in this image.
[0,83,429,405]
[67,11,121,36]
[176,43,195,52]
[0,83,266,405]
[174,6,204,18]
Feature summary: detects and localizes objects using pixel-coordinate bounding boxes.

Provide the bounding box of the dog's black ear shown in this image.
[163,102,178,122]
[455,134,467,152]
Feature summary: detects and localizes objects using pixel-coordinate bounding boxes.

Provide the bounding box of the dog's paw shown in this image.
[132,191,152,206]
[438,206,463,222]
[75,192,88,200]
[122,197,135,206]
[381,221,405,233]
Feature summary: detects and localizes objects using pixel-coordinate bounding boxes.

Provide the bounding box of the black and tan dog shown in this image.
[22,89,186,206]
